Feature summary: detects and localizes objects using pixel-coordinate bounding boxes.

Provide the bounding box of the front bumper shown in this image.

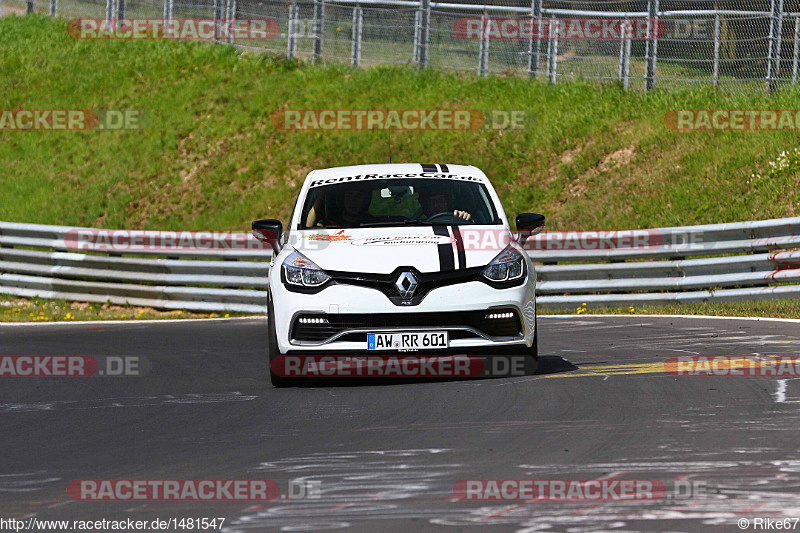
[270,276,536,353]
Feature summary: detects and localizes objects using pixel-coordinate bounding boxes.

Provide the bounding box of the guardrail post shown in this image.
[49,0,56,16]
[713,14,720,87]
[645,0,658,91]
[767,0,784,92]
[547,17,558,84]
[527,0,542,77]
[351,4,363,67]
[26,0,33,14]
[793,15,800,83]
[313,0,325,64]
[287,2,298,58]
[419,0,430,68]
[478,11,489,76]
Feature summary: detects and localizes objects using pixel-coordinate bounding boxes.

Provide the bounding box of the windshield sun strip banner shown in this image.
[308,172,483,187]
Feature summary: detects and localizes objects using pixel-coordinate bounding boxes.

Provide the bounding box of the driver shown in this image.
[418,186,472,222]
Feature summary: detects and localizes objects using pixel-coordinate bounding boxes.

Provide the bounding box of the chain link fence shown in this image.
[3,0,799,92]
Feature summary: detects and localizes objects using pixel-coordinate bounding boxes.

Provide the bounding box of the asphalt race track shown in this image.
[1,315,800,532]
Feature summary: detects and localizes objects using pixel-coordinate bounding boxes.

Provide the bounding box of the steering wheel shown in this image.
[425,212,474,224]
[316,216,339,228]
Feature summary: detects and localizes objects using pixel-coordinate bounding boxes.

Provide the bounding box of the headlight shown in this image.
[282,250,330,287]
[481,246,525,282]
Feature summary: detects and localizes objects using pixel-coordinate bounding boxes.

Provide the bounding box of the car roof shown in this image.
[303,163,489,188]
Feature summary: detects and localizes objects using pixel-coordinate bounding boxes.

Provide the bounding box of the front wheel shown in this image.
[524,330,539,375]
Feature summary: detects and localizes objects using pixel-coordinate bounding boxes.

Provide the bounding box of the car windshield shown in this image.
[299,178,501,229]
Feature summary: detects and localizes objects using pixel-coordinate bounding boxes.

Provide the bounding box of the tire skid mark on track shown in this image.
[0,392,257,413]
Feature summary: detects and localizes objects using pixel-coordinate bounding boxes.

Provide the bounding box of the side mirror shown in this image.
[515,213,545,245]
[252,219,283,252]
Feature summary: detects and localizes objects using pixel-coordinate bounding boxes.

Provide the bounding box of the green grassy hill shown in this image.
[2,14,799,231]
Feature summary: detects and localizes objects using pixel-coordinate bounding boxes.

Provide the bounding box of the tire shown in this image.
[267,297,297,388]
[524,327,539,375]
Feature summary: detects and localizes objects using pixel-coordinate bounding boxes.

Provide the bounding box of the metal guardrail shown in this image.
[1,217,799,312]
[0,222,272,313]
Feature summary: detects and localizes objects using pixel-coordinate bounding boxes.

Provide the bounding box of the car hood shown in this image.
[289,226,513,274]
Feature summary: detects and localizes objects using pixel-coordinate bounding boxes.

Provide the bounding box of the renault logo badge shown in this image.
[395,272,418,299]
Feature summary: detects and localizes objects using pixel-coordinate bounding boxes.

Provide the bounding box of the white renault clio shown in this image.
[253,163,545,387]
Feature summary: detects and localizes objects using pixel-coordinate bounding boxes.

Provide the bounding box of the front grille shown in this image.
[328,267,483,306]
[291,310,522,344]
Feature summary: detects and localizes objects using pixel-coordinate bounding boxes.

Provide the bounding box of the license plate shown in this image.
[367,331,449,351]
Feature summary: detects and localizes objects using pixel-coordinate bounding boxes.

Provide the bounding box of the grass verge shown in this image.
[0,295,248,322]
[540,299,800,319]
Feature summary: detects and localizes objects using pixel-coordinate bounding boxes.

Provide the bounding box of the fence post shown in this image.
[163,0,173,37]
[313,0,325,64]
[793,16,799,83]
[767,0,784,92]
[287,3,298,58]
[49,0,56,16]
[351,5,363,67]
[713,14,720,87]
[26,0,33,14]
[419,0,430,68]
[527,0,542,77]
[116,0,125,27]
[547,17,558,84]
[645,0,658,91]
[478,11,489,76]
[413,9,421,62]
[227,0,236,43]
[618,18,631,89]
[213,0,222,41]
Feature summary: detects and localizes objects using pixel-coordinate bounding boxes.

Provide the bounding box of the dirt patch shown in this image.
[598,145,636,172]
